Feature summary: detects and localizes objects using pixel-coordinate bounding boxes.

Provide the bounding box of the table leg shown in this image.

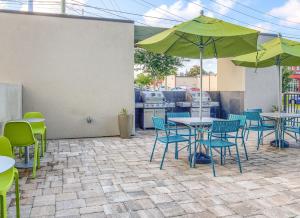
[15,146,33,169]
[24,147,30,164]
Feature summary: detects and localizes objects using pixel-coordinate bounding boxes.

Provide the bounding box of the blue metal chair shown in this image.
[244,111,275,150]
[197,120,242,177]
[228,114,248,160]
[245,108,274,140]
[150,117,191,169]
[167,112,195,136]
[283,113,300,142]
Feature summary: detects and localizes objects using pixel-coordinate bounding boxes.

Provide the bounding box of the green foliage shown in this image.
[282,66,293,92]
[119,108,128,115]
[134,73,153,88]
[186,65,210,77]
[134,48,183,81]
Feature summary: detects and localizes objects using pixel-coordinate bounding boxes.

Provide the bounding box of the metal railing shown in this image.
[283,92,300,127]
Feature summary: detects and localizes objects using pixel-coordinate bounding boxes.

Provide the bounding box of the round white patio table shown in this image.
[11,118,45,168]
[0,156,15,173]
[24,118,45,123]
[261,112,300,148]
[168,117,224,166]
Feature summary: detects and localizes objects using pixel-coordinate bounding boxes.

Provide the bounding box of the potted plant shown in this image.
[118,108,133,139]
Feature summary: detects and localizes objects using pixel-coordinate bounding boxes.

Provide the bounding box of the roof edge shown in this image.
[0,9,134,24]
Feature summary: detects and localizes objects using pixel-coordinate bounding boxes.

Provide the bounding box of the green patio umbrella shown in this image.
[137,12,259,118]
[232,36,300,113]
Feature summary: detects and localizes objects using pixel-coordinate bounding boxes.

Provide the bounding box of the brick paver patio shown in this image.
[6,131,300,217]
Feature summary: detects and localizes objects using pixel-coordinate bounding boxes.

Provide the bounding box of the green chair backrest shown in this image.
[0,136,13,157]
[3,121,35,147]
[23,112,46,130]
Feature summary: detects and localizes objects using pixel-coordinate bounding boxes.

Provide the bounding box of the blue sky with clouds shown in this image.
[2,0,300,73]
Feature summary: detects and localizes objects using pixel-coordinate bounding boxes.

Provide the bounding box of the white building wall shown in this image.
[0,11,134,139]
[0,83,22,126]
[244,67,279,112]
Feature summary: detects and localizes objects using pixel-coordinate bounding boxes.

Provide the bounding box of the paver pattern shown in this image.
[6,131,300,217]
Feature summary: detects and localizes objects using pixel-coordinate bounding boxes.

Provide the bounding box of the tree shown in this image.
[134,73,153,88]
[134,48,183,83]
[282,66,293,92]
[186,65,209,77]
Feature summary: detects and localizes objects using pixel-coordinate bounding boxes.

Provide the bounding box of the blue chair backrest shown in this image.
[167,112,190,118]
[152,117,166,131]
[243,111,261,122]
[211,120,240,133]
[247,108,262,113]
[228,114,246,127]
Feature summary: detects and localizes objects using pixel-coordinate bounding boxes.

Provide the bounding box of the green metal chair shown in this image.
[150,116,191,169]
[197,120,242,177]
[24,112,47,157]
[0,136,20,218]
[3,121,40,178]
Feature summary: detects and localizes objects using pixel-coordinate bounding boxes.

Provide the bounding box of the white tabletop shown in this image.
[0,156,15,173]
[168,117,223,126]
[24,118,45,123]
[261,112,300,119]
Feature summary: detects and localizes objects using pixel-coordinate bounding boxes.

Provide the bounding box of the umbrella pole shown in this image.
[278,63,282,113]
[199,46,204,119]
[277,60,282,148]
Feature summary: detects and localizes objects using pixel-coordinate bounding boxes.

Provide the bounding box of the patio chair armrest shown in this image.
[167,121,177,127]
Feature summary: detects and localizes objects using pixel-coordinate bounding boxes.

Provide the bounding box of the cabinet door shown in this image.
[154,109,166,119]
[143,109,155,129]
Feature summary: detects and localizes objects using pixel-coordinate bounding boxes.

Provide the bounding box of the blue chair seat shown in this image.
[262,123,275,128]
[246,125,274,131]
[158,135,189,143]
[199,139,236,147]
[285,126,300,133]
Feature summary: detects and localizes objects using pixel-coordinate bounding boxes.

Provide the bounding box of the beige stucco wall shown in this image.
[166,75,217,91]
[0,11,134,139]
[217,58,278,112]
[217,58,245,91]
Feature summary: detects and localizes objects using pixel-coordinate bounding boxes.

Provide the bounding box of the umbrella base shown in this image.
[270,140,289,148]
[194,152,211,164]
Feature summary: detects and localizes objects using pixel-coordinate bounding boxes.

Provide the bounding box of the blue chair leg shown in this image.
[260,131,264,145]
[256,131,261,150]
[193,141,197,168]
[188,141,192,167]
[235,144,242,173]
[160,143,169,170]
[209,146,216,177]
[246,129,250,141]
[241,136,248,160]
[220,147,223,165]
[150,137,157,162]
[228,147,231,156]
[175,143,178,159]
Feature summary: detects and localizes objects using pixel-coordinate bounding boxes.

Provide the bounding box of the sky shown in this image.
[1,0,300,74]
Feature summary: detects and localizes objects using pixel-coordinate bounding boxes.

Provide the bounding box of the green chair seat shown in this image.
[0,136,20,218]
[3,121,40,179]
[24,112,47,157]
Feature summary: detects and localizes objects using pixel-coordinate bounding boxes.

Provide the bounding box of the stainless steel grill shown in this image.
[177,89,212,117]
[140,91,175,129]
